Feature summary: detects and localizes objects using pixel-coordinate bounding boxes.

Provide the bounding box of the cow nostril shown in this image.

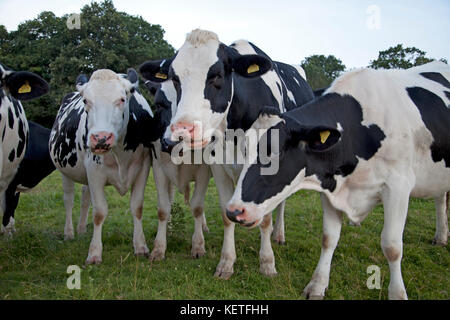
[226,208,244,223]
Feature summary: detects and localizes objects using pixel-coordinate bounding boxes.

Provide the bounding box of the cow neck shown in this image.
[109,103,131,185]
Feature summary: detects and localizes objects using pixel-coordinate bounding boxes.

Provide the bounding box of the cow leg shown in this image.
[432,192,448,246]
[85,175,107,265]
[303,194,342,300]
[62,174,75,240]
[129,157,150,257]
[150,162,172,261]
[190,170,210,258]
[260,213,277,276]
[77,185,91,235]
[272,201,286,244]
[2,186,20,236]
[380,181,411,300]
[211,165,236,280]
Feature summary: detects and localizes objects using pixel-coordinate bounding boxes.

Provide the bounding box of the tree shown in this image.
[0,0,175,127]
[301,55,346,90]
[369,44,445,70]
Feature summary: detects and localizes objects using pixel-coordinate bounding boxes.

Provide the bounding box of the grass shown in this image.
[0,170,448,300]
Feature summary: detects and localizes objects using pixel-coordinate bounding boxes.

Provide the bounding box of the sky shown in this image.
[0,0,449,69]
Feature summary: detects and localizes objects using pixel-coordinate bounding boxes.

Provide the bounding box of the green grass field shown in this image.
[0,170,448,300]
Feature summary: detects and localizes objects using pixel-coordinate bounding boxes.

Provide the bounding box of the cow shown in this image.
[226,61,450,299]
[49,68,159,264]
[0,63,49,232]
[139,29,315,279]
[144,79,211,260]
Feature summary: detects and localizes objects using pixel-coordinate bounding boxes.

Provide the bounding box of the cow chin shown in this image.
[90,146,111,155]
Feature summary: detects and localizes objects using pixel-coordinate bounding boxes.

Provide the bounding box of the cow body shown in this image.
[1,122,55,234]
[228,61,450,299]
[140,29,314,279]
[50,69,157,263]
[146,80,211,260]
[0,63,49,233]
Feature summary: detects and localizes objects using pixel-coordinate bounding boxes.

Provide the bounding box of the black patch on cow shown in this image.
[203,52,233,114]
[273,61,314,110]
[124,95,157,151]
[407,86,450,167]
[444,91,450,101]
[8,107,14,129]
[1,123,5,141]
[16,118,26,158]
[241,93,386,203]
[152,86,173,141]
[2,121,56,227]
[420,72,450,89]
[50,92,83,168]
[8,149,15,162]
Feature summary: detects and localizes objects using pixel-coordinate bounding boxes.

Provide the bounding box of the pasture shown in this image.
[0,170,448,300]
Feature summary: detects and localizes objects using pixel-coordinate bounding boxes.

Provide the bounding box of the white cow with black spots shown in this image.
[49,68,159,264]
[0,62,49,233]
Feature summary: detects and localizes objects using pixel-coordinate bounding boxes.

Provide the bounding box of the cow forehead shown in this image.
[83,79,126,101]
[172,40,221,78]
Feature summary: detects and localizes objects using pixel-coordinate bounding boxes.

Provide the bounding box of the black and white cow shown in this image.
[144,79,211,260]
[0,63,49,232]
[227,61,450,299]
[140,29,314,279]
[1,122,59,235]
[50,68,159,264]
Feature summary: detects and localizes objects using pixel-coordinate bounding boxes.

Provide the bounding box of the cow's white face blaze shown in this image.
[76,69,135,155]
[139,29,273,152]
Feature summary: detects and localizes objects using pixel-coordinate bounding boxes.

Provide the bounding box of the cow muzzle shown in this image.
[225,207,260,228]
[170,122,209,150]
[90,132,115,154]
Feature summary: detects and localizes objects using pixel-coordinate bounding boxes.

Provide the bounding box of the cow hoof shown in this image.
[260,262,277,277]
[272,233,285,245]
[64,233,75,241]
[135,246,150,257]
[303,281,327,300]
[214,270,234,280]
[432,237,447,246]
[191,247,206,259]
[86,256,102,265]
[77,226,87,235]
[149,249,165,262]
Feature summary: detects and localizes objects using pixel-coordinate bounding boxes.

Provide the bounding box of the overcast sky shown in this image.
[0,0,449,68]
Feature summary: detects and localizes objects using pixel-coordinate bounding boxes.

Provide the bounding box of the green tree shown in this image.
[301,55,346,90]
[369,44,445,70]
[0,0,175,127]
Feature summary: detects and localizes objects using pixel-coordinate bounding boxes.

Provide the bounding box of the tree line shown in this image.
[0,0,446,127]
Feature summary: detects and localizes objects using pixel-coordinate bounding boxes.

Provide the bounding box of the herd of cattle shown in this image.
[0,29,448,300]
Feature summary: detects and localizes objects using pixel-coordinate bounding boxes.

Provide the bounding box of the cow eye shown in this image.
[83,99,87,104]
[208,75,223,88]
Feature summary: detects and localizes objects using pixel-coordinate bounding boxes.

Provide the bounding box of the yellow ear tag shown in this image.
[155,72,168,80]
[320,130,330,144]
[18,81,32,94]
[247,64,260,74]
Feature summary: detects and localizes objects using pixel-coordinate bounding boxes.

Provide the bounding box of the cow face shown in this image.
[226,110,342,227]
[76,69,137,155]
[139,29,272,151]
[0,63,49,101]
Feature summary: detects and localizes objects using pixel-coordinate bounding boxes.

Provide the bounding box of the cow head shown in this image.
[139,29,272,152]
[0,63,49,101]
[76,68,138,155]
[226,108,342,228]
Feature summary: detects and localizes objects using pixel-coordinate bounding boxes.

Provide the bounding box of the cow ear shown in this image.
[127,68,138,86]
[76,74,88,93]
[139,58,173,83]
[231,54,272,78]
[4,71,49,101]
[288,121,341,151]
